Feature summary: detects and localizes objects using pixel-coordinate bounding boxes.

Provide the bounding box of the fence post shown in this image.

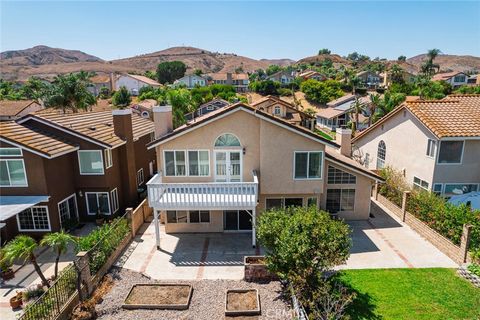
[459,224,472,263]
[126,207,134,237]
[401,191,410,222]
[75,251,93,298]
[374,182,379,200]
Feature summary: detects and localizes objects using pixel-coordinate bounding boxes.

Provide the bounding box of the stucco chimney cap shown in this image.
[112,108,132,115]
[153,105,172,113]
[336,127,352,135]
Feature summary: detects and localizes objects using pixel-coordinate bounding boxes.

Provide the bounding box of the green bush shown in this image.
[468,263,480,277]
[300,79,344,104]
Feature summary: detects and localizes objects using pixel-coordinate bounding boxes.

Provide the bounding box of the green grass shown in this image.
[340,268,480,320]
[314,129,334,140]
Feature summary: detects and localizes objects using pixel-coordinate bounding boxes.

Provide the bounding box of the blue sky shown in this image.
[1,1,479,60]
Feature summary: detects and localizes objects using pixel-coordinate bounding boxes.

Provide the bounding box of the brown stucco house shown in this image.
[0,108,156,243]
[352,94,480,197]
[146,102,382,248]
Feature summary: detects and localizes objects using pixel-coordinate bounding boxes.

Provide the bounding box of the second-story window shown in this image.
[274,106,281,116]
[426,139,436,158]
[438,141,464,164]
[294,151,323,179]
[188,151,209,176]
[104,149,113,169]
[376,140,386,169]
[78,150,104,175]
[165,150,210,177]
[0,159,28,187]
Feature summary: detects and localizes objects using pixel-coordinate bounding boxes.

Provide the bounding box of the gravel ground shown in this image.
[96,268,294,320]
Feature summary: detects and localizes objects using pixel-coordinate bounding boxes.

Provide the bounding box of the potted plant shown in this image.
[0,249,14,281]
[9,291,22,309]
[95,210,105,226]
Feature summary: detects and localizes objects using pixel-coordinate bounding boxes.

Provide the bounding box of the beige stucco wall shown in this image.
[353,109,437,188]
[433,140,480,184]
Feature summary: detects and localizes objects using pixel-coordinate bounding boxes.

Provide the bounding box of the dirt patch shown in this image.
[227,290,258,311]
[125,284,191,306]
[245,257,265,265]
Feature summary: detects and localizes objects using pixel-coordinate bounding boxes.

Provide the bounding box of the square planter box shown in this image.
[122,283,193,310]
[244,255,277,282]
[225,289,261,316]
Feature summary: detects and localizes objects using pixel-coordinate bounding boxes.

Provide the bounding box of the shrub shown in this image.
[249,80,280,95]
[300,79,344,104]
[468,263,480,277]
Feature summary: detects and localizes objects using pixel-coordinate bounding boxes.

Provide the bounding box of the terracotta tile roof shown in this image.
[250,95,314,119]
[0,100,39,117]
[90,75,110,84]
[0,121,78,158]
[431,71,465,81]
[208,73,249,81]
[124,74,161,86]
[29,109,154,148]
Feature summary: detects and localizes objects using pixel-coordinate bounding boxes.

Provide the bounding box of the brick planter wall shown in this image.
[244,256,278,282]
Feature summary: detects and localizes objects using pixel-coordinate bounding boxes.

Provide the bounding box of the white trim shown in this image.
[0,159,28,187]
[85,192,111,215]
[265,197,304,210]
[57,194,78,229]
[293,151,323,180]
[441,182,480,196]
[16,206,51,232]
[148,107,340,149]
[325,188,356,213]
[112,109,132,115]
[153,105,172,113]
[137,168,144,186]
[164,150,211,177]
[187,150,211,177]
[413,176,429,191]
[104,149,113,169]
[0,137,79,159]
[426,139,436,159]
[111,188,119,213]
[165,210,211,224]
[214,150,243,182]
[78,150,105,175]
[214,132,242,148]
[0,147,23,157]
[325,157,381,182]
[437,140,465,165]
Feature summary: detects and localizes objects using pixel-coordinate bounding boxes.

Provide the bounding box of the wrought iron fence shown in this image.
[19,264,77,320]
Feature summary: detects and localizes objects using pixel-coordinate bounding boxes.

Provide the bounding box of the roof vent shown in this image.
[89,126,96,131]
[105,122,112,127]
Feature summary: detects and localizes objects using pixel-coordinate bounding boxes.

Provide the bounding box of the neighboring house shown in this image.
[432,72,469,88]
[267,71,295,85]
[208,73,250,92]
[317,94,369,131]
[381,70,416,87]
[173,74,207,88]
[352,94,480,198]
[0,109,156,243]
[0,100,43,121]
[356,71,383,89]
[298,70,326,81]
[250,95,316,130]
[146,103,382,248]
[115,74,161,95]
[467,74,478,85]
[184,99,230,121]
[88,74,114,96]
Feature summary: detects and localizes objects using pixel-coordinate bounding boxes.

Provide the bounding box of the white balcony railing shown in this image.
[147,171,259,210]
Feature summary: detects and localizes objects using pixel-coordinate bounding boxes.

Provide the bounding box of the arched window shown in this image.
[377,140,386,169]
[214,133,241,147]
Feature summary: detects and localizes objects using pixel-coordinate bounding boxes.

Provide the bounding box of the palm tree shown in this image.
[371,91,406,123]
[112,86,132,109]
[368,93,381,125]
[2,235,50,287]
[421,49,441,78]
[40,231,77,279]
[350,76,361,94]
[389,64,404,84]
[349,97,367,132]
[43,72,96,113]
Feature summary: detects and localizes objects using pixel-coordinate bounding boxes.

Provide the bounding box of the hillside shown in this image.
[407,54,480,73]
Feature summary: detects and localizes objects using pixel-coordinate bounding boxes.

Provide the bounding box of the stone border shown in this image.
[244,256,277,282]
[122,284,193,310]
[457,266,480,288]
[225,289,261,316]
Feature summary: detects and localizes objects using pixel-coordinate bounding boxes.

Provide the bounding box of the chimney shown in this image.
[153,105,173,139]
[226,73,232,85]
[112,108,138,205]
[335,127,352,157]
[110,73,116,92]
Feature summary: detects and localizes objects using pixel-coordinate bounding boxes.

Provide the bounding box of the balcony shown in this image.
[147,171,259,211]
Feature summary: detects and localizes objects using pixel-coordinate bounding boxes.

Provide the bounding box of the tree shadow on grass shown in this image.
[337,277,382,320]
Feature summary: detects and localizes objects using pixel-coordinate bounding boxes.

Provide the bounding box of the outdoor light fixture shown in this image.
[78,190,83,197]
[243,147,246,155]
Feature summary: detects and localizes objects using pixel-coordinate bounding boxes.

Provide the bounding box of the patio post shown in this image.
[153,209,161,249]
[251,208,256,248]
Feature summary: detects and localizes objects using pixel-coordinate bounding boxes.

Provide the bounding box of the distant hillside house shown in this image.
[380,70,416,87]
[173,74,207,88]
[467,74,479,85]
[267,70,295,84]
[0,100,43,121]
[88,74,114,96]
[356,71,383,89]
[115,74,161,95]
[432,72,469,88]
[298,70,326,81]
[185,99,230,121]
[208,73,249,92]
[316,94,369,131]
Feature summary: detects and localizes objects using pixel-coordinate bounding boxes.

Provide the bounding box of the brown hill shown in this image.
[296,54,351,67]
[407,54,480,73]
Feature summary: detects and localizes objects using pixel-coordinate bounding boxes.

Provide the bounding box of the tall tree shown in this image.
[43,72,96,113]
[22,77,47,100]
[112,86,132,108]
[371,91,406,122]
[167,88,194,127]
[349,97,367,132]
[2,235,50,287]
[156,61,187,84]
[421,48,441,77]
[40,231,77,279]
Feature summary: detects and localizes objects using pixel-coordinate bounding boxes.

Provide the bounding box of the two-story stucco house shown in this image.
[173,74,208,89]
[115,74,161,95]
[0,109,156,243]
[267,71,295,85]
[146,103,382,248]
[432,72,469,88]
[352,94,480,197]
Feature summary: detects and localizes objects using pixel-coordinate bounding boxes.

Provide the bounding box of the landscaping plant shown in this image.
[40,231,77,279]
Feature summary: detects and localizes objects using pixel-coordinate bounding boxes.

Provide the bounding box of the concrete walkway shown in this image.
[340,200,458,269]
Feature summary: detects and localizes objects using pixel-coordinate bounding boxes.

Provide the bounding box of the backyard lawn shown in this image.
[340,268,480,320]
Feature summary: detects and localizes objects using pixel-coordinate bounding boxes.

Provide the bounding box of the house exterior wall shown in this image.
[115,76,157,95]
[353,109,437,188]
[444,73,469,87]
[175,75,207,88]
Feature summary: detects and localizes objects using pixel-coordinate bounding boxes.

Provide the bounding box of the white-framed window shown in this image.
[426,139,436,158]
[433,184,443,195]
[165,150,210,177]
[166,210,210,223]
[294,151,323,179]
[265,198,303,210]
[327,166,356,184]
[437,141,464,164]
[326,189,355,213]
[214,133,241,147]
[78,150,104,175]
[85,192,110,215]
[0,159,28,187]
[274,106,281,116]
[137,168,144,186]
[0,147,22,157]
[111,188,119,213]
[443,183,478,198]
[364,153,370,168]
[206,105,214,111]
[104,149,113,169]
[377,140,386,169]
[58,194,78,228]
[17,206,50,231]
[413,177,429,191]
